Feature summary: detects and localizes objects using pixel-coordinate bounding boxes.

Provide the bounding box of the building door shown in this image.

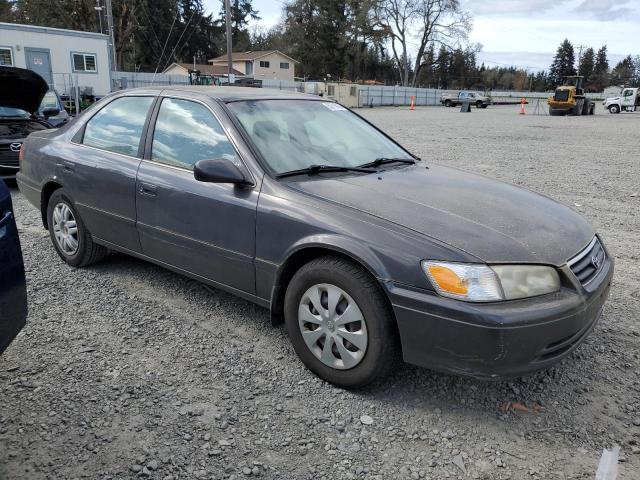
[24,48,53,88]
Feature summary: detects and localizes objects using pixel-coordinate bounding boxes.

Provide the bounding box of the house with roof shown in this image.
[162,62,243,78]
[208,50,298,82]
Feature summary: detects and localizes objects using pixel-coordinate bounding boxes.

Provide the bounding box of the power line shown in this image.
[152,11,179,83]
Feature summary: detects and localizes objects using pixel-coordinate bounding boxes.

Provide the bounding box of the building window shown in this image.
[327,85,335,96]
[280,62,289,70]
[259,60,270,68]
[350,86,357,97]
[72,53,97,72]
[0,47,13,66]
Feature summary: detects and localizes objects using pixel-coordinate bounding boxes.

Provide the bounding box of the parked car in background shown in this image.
[603,87,640,114]
[17,87,612,388]
[441,91,491,108]
[0,180,27,354]
[38,90,70,127]
[0,67,57,180]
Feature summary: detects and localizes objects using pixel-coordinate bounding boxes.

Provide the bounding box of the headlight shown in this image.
[421,261,560,302]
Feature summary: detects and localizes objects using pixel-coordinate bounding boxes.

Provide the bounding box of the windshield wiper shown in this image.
[357,157,417,169]
[275,164,376,179]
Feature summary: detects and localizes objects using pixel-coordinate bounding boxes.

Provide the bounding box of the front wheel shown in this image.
[444,100,452,107]
[476,100,483,108]
[608,104,620,114]
[47,189,108,267]
[284,256,399,388]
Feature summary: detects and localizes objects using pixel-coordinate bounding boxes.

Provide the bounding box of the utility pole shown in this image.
[224,0,233,84]
[104,0,117,71]
[94,0,103,34]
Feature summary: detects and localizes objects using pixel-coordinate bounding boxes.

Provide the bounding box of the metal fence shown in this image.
[261,79,304,92]
[358,86,442,107]
[110,72,608,106]
[112,70,191,90]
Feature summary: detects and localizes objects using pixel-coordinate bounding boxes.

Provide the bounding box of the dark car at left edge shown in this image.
[0,66,59,180]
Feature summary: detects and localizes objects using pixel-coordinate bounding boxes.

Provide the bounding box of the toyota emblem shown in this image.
[10,142,22,152]
[591,255,600,269]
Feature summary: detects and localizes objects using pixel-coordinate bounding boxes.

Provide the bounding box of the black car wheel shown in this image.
[476,100,483,108]
[444,100,452,107]
[47,189,107,267]
[284,256,399,388]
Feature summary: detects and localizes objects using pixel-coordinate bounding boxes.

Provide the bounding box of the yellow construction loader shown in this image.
[548,76,595,116]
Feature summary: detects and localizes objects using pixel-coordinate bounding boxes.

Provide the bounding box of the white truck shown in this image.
[603,87,640,114]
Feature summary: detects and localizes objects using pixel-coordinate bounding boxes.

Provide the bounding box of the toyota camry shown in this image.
[17,87,613,388]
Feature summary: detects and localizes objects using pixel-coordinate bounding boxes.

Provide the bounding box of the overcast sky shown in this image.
[202,0,639,71]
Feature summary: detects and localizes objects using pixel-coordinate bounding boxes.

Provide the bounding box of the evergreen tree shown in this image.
[549,39,576,86]
[611,56,635,86]
[593,45,610,91]
[578,47,595,90]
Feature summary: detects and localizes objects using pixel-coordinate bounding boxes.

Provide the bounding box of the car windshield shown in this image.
[0,106,30,118]
[40,91,60,110]
[226,99,411,174]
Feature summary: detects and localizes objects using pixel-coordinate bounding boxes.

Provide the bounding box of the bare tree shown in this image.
[374,0,470,86]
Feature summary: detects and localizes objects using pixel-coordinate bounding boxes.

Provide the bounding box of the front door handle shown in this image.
[0,210,13,229]
[138,182,157,197]
[62,161,74,173]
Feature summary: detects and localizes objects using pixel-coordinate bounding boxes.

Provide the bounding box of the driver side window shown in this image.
[151,98,237,170]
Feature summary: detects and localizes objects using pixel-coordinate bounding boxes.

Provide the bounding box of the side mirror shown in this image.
[194,158,251,185]
[42,107,60,118]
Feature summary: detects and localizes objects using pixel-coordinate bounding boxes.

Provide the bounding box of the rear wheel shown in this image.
[582,100,591,115]
[476,100,483,108]
[47,189,108,267]
[444,99,452,107]
[284,256,399,388]
[608,104,620,114]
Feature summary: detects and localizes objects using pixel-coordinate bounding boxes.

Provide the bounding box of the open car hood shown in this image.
[0,67,49,114]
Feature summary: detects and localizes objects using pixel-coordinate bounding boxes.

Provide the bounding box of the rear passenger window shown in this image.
[82,96,153,156]
[151,98,237,170]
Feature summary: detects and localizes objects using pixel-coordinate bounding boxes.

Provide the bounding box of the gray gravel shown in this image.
[1,105,639,479]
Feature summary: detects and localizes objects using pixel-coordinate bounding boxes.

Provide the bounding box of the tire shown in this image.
[47,189,108,267]
[444,100,452,107]
[549,107,561,116]
[582,100,590,115]
[284,256,400,389]
[571,99,584,116]
[476,100,483,109]
[589,104,595,115]
[481,104,488,109]
[608,104,620,114]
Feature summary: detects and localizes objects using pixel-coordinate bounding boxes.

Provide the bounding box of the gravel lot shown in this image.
[2,105,639,480]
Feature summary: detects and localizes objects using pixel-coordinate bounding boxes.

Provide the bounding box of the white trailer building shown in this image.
[0,22,112,97]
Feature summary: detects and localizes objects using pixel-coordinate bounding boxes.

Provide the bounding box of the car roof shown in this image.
[118,85,325,103]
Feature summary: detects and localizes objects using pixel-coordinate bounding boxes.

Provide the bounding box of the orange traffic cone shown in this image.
[410,95,415,111]
[519,97,526,115]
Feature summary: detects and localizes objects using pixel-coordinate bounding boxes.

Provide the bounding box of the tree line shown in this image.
[1,1,639,91]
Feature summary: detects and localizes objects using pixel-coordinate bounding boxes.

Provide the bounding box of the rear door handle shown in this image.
[138,182,157,197]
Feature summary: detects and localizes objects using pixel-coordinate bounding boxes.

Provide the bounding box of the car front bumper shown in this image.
[386,255,613,379]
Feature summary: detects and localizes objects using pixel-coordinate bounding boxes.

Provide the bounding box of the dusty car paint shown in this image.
[16,86,613,378]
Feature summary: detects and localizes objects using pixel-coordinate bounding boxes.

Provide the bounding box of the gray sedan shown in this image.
[17,87,613,388]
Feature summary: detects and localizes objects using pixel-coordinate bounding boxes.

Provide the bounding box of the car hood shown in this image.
[286,164,594,265]
[0,67,49,114]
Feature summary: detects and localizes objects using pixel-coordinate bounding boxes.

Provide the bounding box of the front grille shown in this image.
[568,237,605,286]
[0,145,19,167]
[554,89,569,101]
